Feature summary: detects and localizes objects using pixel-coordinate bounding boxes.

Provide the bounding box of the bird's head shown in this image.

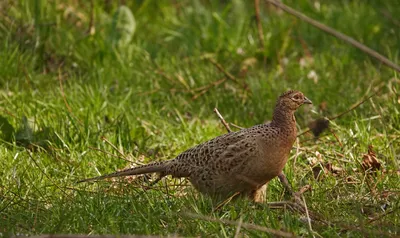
[277,90,312,110]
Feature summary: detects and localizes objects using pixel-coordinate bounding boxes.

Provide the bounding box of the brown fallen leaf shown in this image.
[312,165,325,180]
[319,101,328,112]
[312,162,344,180]
[309,151,343,180]
[362,145,381,172]
[239,57,258,78]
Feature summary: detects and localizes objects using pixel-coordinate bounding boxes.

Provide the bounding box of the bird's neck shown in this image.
[271,106,296,128]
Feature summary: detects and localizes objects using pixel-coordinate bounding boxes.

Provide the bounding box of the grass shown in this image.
[0,0,399,237]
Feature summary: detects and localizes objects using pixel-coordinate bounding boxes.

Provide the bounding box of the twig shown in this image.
[254,0,265,49]
[193,78,226,92]
[213,192,241,212]
[380,9,400,28]
[293,185,311,210]
[265,0,400,73]
[183,212,297,238]
[204,57,250,91]
[297,36,312,59]
[329,91,379,121]
[297,91,380,137]
[0,107,18,119]
[58,69,73,114]
[101,136,128,159]
[302,195,314,235]
[267,200,298,209]
[295,185,311,196]
[229,122,244,130]
[213,108,232,133]
[87,0,95,35]
[205,57,238,83]
[156,69,178,86]
[137,89,160,96]
[88,146,134,163]
[234,217,243,238]
[329,129,343,147]
[255,0,267,68]
[268,198,326,225]
[192,77,227,100]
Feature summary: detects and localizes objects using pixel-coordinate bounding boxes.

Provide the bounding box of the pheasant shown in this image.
[78,90,312,201]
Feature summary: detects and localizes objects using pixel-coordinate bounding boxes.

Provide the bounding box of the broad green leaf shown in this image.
[109,5,136,48]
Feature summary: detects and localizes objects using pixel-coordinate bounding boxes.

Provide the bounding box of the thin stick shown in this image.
[193,77,226,92]
[302,195,314,235]
[183,212,297,238]
[214,108,232,133]
[192,78,227,100]
[0,108,18,118]
[213,192,241,212]
[88,146,134,163]
[380,9,400,28]
[328,91,379,121]
[205,58,238,83]
[230,123,244,130]
[265,0,400,73]
[234,217,243,238]
[87,0,95,35]
[101,136,127,159]
[255,0,268,68]
[329,129,343,147]
[254,0,265,49]
[58,69,73,114]
[297,91,380,137]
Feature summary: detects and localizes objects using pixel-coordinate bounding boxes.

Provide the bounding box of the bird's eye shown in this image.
[293,94,301,100]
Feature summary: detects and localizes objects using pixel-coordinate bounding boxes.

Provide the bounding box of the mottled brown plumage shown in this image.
[78,90,312,201]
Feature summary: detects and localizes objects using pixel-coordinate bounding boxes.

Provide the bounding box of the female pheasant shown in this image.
[78,90,312,201]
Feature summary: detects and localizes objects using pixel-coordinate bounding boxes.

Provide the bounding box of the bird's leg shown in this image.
[274,174,319,220]
[277,172,305,206]
[277,172,294,196]
[277,172,311,204]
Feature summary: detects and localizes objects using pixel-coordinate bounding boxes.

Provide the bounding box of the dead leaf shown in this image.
[312,162,343,180]
[362,145,381,172]
[319,101,328,112]
[312,165,325,180]
[239,57,257,78]
[309,152,344,180]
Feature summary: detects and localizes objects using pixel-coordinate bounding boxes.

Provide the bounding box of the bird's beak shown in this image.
[303,97,312,104]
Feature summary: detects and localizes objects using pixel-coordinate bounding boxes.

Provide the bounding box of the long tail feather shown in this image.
[77,161,168,183]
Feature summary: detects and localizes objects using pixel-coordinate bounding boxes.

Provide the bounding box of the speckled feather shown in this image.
[78,90,311,200]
